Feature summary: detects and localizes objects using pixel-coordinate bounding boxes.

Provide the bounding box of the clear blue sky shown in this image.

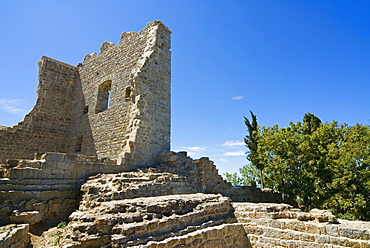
[1,1,369,175]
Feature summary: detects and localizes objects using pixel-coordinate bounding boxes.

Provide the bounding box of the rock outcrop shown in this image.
[60,193,244,247]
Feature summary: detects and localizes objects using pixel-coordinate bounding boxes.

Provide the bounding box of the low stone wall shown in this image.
[0,152,123,228]
[157,151,284,203]
[234,202,370,247]
[0,57,80,164]
[229,186,284,203]
[0,224,30,248]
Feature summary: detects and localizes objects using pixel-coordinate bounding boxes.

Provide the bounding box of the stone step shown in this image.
[0,190,80,201]
[127,223,252,248]
[241,218,370,241]
[244,224,370,247]
[0,178,85,185]
[0,183,80,192]
[248,234,355,248]
[112,218,234,247]
[60,194,236,247]
[233,202,292,213]
[81,184,196,203]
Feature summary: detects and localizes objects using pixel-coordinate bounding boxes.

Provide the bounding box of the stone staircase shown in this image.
[57,160,253,247]
[233,202,370,248]
[60,194,242,247]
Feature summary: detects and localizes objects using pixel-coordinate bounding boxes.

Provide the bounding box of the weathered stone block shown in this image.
[314,234,330,244]
[39,190,60,201]
[326,224,339,237]
[10,210,42,225]
[42,153,65,162]
[299,232,315,242]
[339,226,370,240]
[0,224,30,248]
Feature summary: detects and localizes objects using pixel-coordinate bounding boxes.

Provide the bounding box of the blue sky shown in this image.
[1,1,369,175]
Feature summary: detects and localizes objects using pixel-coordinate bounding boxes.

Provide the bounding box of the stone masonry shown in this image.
[0,21,369,247]
[0,21,171,168]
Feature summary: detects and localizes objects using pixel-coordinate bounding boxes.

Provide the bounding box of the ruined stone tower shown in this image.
[0,21,171,168]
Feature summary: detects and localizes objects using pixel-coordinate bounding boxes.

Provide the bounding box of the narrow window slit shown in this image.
[95,80,112,113]
[75,137,83,152]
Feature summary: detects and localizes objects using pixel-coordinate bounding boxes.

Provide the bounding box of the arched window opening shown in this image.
[95,80,112,113]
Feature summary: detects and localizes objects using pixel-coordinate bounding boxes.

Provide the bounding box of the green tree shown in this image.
[303,112,322,134]
[324,124,370,220]
[224,172,243,186]
[244,111,264,187]
[226,112,370,220]
[224,164,259,187]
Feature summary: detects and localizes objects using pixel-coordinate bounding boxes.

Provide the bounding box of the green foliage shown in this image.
[224,163,259,187]
[50,240,58,246]
[303,112,322,134]
[224,172,243,186]
[57,221,67,229]
[244,111,264,187]
[229,112,370,220]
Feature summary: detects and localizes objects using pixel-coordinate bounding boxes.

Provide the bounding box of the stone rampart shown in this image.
[0,57,79,163]
[0,151,283,232]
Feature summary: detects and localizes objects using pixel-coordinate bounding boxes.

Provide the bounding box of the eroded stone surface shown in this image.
[0,224,30,248]
[60,194,236,247]
[9,210,41,225]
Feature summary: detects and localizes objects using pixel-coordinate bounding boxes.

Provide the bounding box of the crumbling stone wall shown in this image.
[157,151,284,203]
[0,21,171,168]
[0,58,79,162]
[0,152,123,228]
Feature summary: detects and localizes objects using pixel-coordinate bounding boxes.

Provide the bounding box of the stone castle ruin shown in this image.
[0,20,170,168]
[0,21,369,247]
